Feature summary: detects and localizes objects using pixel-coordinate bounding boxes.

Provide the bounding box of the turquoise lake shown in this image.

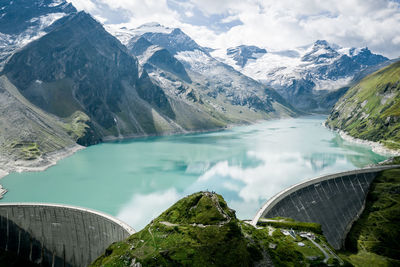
[0,116,387,230]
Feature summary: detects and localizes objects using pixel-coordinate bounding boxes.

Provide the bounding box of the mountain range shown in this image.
[213,41,390,111]
[0,0,295,172]
[0,0,397,172]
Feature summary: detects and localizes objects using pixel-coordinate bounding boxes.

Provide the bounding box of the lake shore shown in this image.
[0,144,85,179]
[0,144,85,198]
[338,130,400,156]
[324,123,400,156]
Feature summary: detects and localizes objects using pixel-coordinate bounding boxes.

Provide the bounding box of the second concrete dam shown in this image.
[252,165,400,249]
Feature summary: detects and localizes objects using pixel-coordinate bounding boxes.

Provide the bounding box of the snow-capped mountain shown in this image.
[226,45,267,67]
[0,0,76,69]
[110,23,295,117]
[213,41,389,111]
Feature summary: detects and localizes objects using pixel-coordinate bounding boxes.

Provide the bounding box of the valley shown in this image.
[0,0,399,266]
[0,116,388,230]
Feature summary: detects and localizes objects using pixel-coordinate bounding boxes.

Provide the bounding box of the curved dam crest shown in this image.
[0,203,135,267]
[252,165,400,249]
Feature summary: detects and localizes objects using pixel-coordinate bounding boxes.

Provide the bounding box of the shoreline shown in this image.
[0,144,85,198]
[0,115,300,199]
[324,123,400,157]
[0,144,85,179]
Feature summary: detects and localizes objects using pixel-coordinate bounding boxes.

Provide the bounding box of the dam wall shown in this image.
[252,165,400,249]
[0,203,135,267]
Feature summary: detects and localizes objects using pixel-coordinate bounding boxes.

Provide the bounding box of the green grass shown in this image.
[62,111,90,141]
[341,168,400,267]
[91,192,343,267]
[91,192,265,267]
[258,217,322,234]
[10,141,41,160]
[326,61,400,150]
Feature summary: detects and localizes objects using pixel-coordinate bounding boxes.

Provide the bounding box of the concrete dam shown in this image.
[252,165,400,249]
[0,203,135,267]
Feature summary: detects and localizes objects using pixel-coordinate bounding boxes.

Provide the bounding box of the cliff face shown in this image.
[326,61,400,150]
[1,11,233,145]
[0,2,297,170]
[119,23,297,119]
[2,12,176,141]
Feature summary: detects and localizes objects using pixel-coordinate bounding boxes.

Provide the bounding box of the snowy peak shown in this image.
[0,0,75,35]
[134,22,174,35]
[107,23,205,55]
[127,36,192,83]
[140,27,206,55]
[226,45,267,67]
[0,0,76,69]
[214,39,390,112]
[127,36,153,56]
[314,40,330,46]
[301,40,339,63]
[350,47,388,66]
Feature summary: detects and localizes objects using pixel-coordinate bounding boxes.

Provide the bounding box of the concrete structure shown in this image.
[0,203,135,267]
[252,165,400,249]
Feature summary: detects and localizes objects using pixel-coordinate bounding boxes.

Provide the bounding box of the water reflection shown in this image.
[1,116,387,231]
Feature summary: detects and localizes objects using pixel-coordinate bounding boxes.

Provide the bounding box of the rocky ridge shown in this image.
[213,41,389,112]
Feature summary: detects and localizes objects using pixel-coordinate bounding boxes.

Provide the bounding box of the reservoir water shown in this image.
[0,116,387,230]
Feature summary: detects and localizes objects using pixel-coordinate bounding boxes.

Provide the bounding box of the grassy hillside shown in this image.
[326,61,400,150]
[340,168,400,266]
[91,192,343,267]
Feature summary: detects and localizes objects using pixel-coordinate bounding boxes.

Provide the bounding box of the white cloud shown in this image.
[67,0,400,58]
[185,10,194,17]
[117,188,180,231]
[68,0,97,12]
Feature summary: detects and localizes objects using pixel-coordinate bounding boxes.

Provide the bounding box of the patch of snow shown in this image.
[214,41,366,92]
[1,12,67,54]
[105,25,136,45]
[48,0,64,7]
[176,50,214,74]
[135,22,174,34]
[136,45,163,63]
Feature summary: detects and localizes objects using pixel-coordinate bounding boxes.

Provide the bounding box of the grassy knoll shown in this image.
[91,192,343,267]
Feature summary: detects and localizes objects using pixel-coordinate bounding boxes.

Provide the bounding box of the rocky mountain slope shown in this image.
[0,1,297,173]
[0,75,86,174]
[326,61,400,151]
[0,0,76,69]
[91,191,342,267]
[2,11,192,143]
[109,23,297,122]
[213,41,389,112]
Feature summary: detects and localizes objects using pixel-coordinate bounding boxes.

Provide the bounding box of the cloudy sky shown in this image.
[68,0,400,58]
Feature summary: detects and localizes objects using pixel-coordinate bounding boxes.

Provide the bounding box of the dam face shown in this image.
[253,165,399,249]
[0,203,135,267]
